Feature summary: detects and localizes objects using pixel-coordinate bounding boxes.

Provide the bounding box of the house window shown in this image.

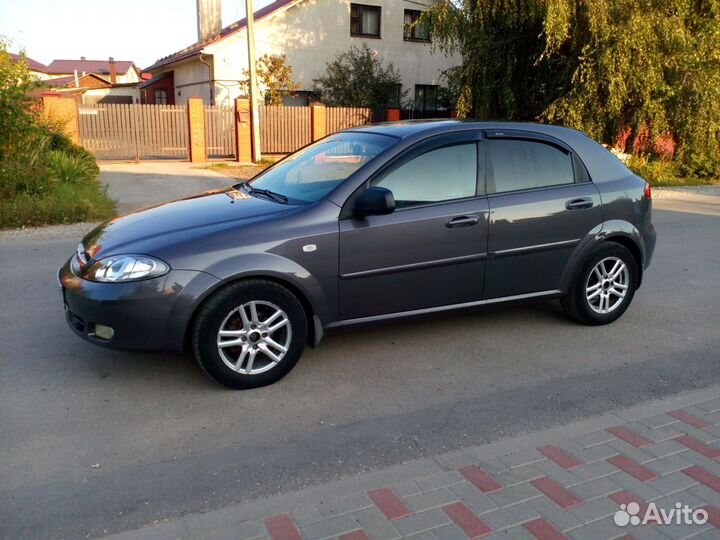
[351,4,381,38]
[414,84,438,112]
[404,10,430,42]
[154,89,168,105]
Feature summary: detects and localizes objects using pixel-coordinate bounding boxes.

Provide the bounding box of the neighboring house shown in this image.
[139,72,175,105]
[144,0,459,110]
[44,57,141,85]
[10,53,49,80]
[43,72,140,104]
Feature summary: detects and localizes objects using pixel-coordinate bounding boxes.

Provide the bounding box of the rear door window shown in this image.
[488,139,575,194]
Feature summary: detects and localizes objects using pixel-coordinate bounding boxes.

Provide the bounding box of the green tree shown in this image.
[542,0,720,176]
[242,54,301,105]
[421,1,559,120]
[0,39,42,159]
[424,0,720,176]
[313,44,406,108]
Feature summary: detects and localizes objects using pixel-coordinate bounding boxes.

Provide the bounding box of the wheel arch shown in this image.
[561,222,645,293]
[603,235,643,288]
[182,273,324,353]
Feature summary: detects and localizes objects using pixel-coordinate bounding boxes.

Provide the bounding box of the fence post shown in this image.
[42,92,80,144]
[385,108,401,122]
[311,104,327,141]
[234,98,254,163]
[187,97,206,163]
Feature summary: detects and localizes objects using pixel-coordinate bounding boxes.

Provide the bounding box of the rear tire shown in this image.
[561,243,638,325]
[191,280,307,389]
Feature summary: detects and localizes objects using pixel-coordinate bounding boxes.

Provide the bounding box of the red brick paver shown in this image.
[607,455,659,482]
[607,426,653,448]
[675,435,720,459]
[667,409,711,429]
[523,518,569,540]
[537,445,583,470]
[683,466,720,492]
[442,502,493,539]
[339,531,370,540]
[367,487,411,520]
[459,465,503,493]
[265,514,302,540]
[530,477,582,509]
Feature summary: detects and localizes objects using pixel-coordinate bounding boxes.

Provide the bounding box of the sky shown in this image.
[0,0,275,69]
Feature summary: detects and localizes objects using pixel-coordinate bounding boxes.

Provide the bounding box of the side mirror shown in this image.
[354,187,395,216]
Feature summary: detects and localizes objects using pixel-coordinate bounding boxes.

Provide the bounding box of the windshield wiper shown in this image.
[240,183,288,204]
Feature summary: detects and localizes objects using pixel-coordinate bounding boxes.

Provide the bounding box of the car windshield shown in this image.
[245,132,396,204]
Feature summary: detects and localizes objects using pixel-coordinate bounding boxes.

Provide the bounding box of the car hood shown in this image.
[81,188,298,259]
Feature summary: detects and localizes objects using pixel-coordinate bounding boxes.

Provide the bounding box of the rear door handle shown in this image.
[445,215,480,228]
[565,197,594,210]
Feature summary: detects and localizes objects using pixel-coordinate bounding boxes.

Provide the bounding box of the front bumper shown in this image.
[59,258,220,351]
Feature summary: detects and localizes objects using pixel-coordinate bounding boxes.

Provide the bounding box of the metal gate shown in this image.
[204,106,236,159]
[78,104,189,160]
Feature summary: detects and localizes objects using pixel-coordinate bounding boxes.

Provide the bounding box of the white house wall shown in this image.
[173,59,213,104]
[202,0,459,107]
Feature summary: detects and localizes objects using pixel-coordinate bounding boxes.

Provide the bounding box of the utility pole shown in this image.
[245,0,262,161]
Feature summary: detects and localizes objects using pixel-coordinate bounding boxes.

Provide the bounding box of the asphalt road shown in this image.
[1,194,719,540]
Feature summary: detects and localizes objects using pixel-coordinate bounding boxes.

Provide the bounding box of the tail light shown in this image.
[644,182,652,199]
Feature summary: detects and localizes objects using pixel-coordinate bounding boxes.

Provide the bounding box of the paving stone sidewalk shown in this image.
[101,387,720,540]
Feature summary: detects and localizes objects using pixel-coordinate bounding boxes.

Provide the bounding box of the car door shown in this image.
[338,133,489,321]
[483,131,603,299]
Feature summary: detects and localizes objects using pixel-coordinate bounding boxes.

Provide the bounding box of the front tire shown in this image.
[191,280,308,389]
[561,243,638,325]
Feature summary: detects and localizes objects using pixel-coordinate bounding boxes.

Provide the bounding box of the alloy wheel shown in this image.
[216,301,292,375]
[585,256,630,315]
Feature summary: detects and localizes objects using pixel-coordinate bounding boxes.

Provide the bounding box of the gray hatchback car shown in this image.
[60,121,656,388]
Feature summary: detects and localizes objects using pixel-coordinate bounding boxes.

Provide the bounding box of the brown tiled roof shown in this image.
[45,59,136,75]
[43,73,111,88]
[145,0,300,71]
[138,71,172,89]
[9,53,47,72]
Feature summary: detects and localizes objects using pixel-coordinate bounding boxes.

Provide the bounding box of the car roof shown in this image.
[343,120,632,183]
[344,119,584,141]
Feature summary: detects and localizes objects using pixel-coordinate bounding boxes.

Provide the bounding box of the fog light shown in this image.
[94,324,114,340]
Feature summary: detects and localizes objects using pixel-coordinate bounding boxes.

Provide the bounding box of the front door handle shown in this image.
[445,215,480,228]
[565,197,594,210]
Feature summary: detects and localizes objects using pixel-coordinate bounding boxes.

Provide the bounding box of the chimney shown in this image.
[109,57,117,84]
[197,0,222,42]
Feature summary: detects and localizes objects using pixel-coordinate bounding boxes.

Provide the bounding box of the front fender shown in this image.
[199,251,335,327]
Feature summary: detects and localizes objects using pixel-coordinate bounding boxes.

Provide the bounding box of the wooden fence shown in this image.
[259,105,312,154]
[78,104,188,160]
[204,106,236,159]
[72,100,438,161]
[326,107,373,133]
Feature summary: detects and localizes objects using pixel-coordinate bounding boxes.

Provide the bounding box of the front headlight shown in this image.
[85,255,170,283]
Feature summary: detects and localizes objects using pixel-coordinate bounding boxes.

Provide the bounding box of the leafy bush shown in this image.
[627,156,717,187]
[313,44,407,108]
[0,41,114,228]
[47,149,99,184]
